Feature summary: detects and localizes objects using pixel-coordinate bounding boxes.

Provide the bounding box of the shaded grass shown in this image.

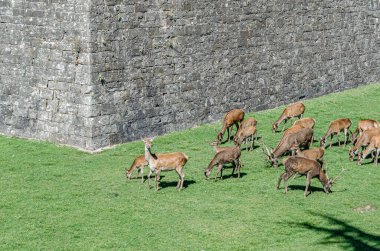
[1,84,380,250]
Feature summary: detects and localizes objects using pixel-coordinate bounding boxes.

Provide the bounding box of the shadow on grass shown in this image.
[287,212,380,251]
[159,179,196,189]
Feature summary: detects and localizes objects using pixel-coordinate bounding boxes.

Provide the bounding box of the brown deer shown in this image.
[204,145,241,180]
[351,119,380,144]
[349,128,380,161]
[209,140,234,153]
[143,138,189,191]
[125,155,148,182]
[319,118,352,148]
[239,117,257,129]
[293,117,316,129]
[294,147,325,161]
[358,134,380,165]
[233,125,257,151]
[276,156,335,197]
[217,109,245,143]
[272,102,305,132]
[283,124,305,138]
[262,128,314,168]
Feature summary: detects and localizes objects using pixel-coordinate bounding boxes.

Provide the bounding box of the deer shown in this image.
[272,102,305,133]
[233,125,257,151]
[283,124,305,138]
[358,134,380,165]
[293,117,316,129]
[276,156,337,197]
[143,138,189,191]
[216,109,245,143]
[319,118,352,148]
[239,117,257,129]
[262,128,314,168]
[125,155,148,182]
[351,119,380,145]
[349,128,380,161]
[294,147,325,161]
[204,145,242,180]
[209,140,234,153]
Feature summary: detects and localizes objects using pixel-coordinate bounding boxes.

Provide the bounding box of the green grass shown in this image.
[1,84,380,250]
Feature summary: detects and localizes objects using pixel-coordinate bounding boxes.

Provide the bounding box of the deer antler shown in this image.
[331,167,346,183]
[260,138,271,156]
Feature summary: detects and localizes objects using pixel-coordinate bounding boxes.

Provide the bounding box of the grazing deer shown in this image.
[319,118,352,148]
[294,147,325,161]
[209,140,234,153]
[216,109,245,143]
[233,125,257,151]
[351,119,380,144]
[204,145,241,180]
[262,128,314,168]
[272,102,305,132]
[349,128,380,161]
[143,138,189,191]
[358,134,380,165]
[283,124,304,138]
[239,117,257,129]
[293,117,316,129]
[277,156,336,197]
[125,155,148,182]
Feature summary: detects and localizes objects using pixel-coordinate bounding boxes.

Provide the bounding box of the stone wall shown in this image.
[1,0,380,150]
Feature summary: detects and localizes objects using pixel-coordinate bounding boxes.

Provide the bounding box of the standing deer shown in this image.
[143,138,189,191]
[272,103,305,132]
[125,155,148,182]
[233,125,257,151]
[358,134,380,165]
[351,119,380,144]
[204,145,241,180]
[349,128,380,161]
[293,117,316,129]
[262,128,314,168]
[217,109,245,143]
[277,156,335,197]
[319,118,352,148]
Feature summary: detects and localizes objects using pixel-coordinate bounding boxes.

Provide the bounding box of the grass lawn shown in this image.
[1,84,380,250]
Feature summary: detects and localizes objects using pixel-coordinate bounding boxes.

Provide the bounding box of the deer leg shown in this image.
[216,163,223,181]
[282,119,288,132]
[140,167,144,183]
[329,134,333,148]
[155,170,161,191]
[375,149,380,165]
[250,135,254,151]
[176,168,185,189]
[237,159,241,178]
[277,172,286,190]
[147,170,152,189]
[304,173,312,197]
[344,129,348,146]
[227,127,231,142]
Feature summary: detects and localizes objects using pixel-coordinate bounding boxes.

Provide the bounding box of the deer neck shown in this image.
[144,146,156,169]
[319,169,329,186]
[275,114,287,126]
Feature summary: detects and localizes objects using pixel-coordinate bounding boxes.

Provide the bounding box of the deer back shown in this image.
[293,117,316,129]
[296,147,324,160]
[223,109,245,126]
[152,152,188,169]
[283,102,305,117]
[284,156,320,174]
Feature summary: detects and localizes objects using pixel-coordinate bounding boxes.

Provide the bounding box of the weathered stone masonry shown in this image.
[1,0,379,150]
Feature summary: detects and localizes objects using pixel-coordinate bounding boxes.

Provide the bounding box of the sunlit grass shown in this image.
[1,83,380,250]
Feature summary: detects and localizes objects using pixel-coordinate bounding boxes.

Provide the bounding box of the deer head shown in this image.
[272,123,278,133]
[319,137,326,147]
[260,139,278,167]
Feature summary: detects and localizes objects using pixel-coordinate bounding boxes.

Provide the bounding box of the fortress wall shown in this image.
[1,0,379,150]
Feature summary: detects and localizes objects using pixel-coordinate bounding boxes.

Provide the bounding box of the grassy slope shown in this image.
[1,84,380,250]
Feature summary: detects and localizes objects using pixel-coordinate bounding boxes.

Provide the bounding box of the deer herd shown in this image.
[125,102,380,197]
